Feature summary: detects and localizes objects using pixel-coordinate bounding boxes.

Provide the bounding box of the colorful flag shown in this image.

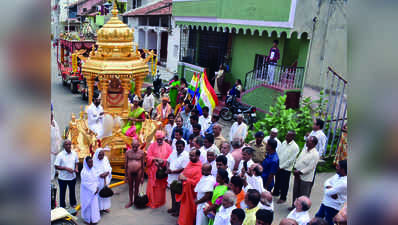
[196,70,218,115]
[188,72,201,105]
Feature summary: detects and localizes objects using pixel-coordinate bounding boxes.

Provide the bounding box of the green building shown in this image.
[173,0,309,86]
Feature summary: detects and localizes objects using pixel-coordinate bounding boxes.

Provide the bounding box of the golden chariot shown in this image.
[66,0,160,178]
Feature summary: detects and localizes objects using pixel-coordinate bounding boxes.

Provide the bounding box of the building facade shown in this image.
[173,0,347,89]
[123,0,180,73]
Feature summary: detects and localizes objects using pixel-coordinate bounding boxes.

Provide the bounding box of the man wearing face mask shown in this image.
[86,95,104,136]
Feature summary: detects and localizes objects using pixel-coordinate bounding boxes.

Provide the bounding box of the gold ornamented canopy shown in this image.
[82,0,149,118]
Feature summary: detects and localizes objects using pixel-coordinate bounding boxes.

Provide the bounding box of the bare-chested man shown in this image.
[124,139,145,208]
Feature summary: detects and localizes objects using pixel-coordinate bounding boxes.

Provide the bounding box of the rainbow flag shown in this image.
[196,70,218,115]
[188,72,201,105]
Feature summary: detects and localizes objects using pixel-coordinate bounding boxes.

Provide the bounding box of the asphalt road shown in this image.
[51,47,333,225]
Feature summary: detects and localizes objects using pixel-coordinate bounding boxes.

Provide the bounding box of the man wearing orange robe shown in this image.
[156,96,173,127]
[177,149,203,225]
[146,130,173,208]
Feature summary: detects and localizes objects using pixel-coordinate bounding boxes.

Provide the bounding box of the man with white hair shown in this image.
[214,191,237,225]
[213,123,226,150]
[229,114,248,142]
[264,128,281,150]
[259,190,274,212]
[287,196,312,225]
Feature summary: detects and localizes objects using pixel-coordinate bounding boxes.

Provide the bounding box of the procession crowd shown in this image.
[51,78,347,225]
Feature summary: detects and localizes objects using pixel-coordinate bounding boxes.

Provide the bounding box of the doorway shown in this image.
[160,32,168,64]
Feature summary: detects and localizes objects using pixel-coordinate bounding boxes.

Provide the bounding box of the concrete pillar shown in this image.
[157,30,161,59]
[144,29,148,49]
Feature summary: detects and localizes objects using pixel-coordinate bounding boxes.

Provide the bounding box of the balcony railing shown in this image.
[244,60,305,91]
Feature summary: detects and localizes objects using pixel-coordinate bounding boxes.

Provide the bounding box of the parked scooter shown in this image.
[219,95,257,129]
[152,70,168,98]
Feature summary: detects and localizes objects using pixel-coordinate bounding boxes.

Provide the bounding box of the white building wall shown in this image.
[166,16,180,73]
[128,17,141,48]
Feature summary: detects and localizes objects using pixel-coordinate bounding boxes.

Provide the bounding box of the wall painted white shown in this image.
[166,16,181,73]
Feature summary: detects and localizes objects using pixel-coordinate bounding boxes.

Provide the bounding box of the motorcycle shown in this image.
[152,70,168,98]
[219,95,257,129]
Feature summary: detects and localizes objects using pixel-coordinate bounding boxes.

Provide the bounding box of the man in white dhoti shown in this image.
[229,114,248,142]
[194,163,216,225]
[51,112,62,181]
[93,147,112,213]
[86,96,104,136]
[80,156,100,225]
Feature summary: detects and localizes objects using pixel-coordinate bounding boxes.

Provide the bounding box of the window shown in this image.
[132,0,142,9]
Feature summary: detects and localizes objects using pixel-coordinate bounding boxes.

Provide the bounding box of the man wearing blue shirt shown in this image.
[171,117,191,142]
[262,139,279,191]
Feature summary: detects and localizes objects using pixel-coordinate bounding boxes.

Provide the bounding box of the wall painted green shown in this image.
[173,0,291,22]
[229,34,309,84]
[177,63,205,82]
[230,33,285,82]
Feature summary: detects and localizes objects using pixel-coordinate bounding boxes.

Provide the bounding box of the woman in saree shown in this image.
[169,75,181,109]
[122,95,145,135]
[80,156,100,225]
[213,65,225,96]
[204,168,230,225]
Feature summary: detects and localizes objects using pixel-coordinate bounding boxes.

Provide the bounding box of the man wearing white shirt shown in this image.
[220,142,235,173]
[315,160,347,225]
[216,155,233,179]
[199,106,212,134]
[305,119,327,156]
[166,140,190,214]
[229,114,248,142]
[199,134,220,164]
[214,191,237,225]
[172,128,190,152]
[195,163,216,225]
[237,147,255,175]
[244,163,265,194]
[273,131,300,203]
[142,87,155,116]
[290,136,320,209]
[86,96,104,136]
[287,196,312,225]
[264,128,282,150]
[206,150,218,177]
[165,113,176,143]
[54,139,79,208]
[258,190,274,212]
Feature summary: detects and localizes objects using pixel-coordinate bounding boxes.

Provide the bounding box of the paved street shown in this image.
[51,47,332,225]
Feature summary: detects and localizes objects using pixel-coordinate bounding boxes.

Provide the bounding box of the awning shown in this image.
[175,21,310,39]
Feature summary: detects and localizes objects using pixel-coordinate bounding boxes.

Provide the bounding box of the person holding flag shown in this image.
[193,70,219,115]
